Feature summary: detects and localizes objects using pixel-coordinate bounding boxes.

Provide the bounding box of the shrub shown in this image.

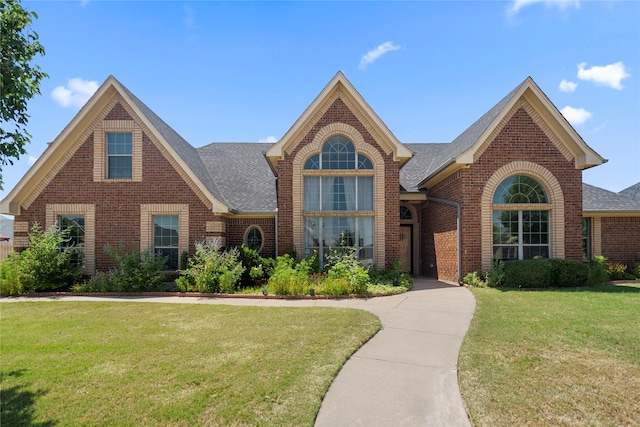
[502,258,589,288]
[316,276,352,296]
[587,256,609,286]
[267,255,310,295]
[324,247,369,294]
[176,240,244,293]
[17,224,81,292]
[75,245,166,292]
[0,251,23,296]
[606,261,629,281]
[233,245,276,288]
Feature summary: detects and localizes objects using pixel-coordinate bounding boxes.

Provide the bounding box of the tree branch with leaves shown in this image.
[0,0,48,190]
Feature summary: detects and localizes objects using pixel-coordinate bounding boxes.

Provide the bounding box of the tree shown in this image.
[0,0,48,190]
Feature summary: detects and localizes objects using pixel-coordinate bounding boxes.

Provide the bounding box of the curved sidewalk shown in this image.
[3,277,475,426]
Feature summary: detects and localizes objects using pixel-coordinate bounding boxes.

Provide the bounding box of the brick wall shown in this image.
[13,103,218,272]
[226,217,276,257]
[277,97,400,268]
[600,217,640,266]
[422,106,583,281]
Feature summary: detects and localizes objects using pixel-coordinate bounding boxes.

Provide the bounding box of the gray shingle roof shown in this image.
[620,182,640,201]
[400,143,450,192]
[119,81,226,206]
[416,80,527,186]
[197,143,276,212]
[583,183,640,212]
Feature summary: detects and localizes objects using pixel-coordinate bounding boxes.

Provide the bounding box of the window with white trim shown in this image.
[492,175,550,260]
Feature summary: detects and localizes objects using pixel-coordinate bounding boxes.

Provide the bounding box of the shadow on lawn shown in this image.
[496,283,640,293]
[0,370,56,427]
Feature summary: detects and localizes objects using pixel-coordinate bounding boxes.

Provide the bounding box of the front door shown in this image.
[399,225,412,274]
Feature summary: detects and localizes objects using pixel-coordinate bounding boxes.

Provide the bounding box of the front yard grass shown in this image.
[0,302,380,426]
[459,283,640,426]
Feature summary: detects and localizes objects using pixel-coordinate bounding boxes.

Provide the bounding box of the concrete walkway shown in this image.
[3,277,476,426]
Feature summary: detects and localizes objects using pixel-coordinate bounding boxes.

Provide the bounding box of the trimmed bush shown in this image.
[502,258,589,288]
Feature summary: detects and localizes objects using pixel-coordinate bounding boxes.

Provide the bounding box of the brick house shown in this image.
[2,72,639,283]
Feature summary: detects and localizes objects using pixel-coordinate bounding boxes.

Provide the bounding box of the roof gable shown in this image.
[620,182,640,201]
[1,76,228,215]
[265,72,413,173]
[418,77,606,188]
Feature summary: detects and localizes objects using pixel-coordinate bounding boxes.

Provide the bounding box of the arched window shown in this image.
[303,136,374,267]
[245,227,263,251]
[493,175,550,260]
[400,206,412,220]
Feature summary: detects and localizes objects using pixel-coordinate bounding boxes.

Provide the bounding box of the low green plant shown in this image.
[316,276,352,296]
[267,255,310,295]
[324,247,369,294]
[234,245,276,288]
[463,271,487,288]
[75,245,166,292]
[368,259,412,289]
[485,260,505,287]
[606,261,631,281]
[176,240,244,293]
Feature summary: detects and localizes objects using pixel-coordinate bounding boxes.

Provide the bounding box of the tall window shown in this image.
[107,133,132,179]
[492,175,550,260]
[303,136,374,267]
[59,215,85,266]
[154,215,179,270]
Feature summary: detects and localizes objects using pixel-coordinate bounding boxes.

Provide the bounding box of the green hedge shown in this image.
[502,258,589,288]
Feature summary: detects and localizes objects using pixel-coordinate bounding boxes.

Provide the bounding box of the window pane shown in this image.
[154,216,178,247]
[304,154,319,170]
[305,217,320,252]
[246,227,262,250]
[59,215,85,267]
[523,246,549,259]
[493,246,518,261]
[304,177,320,211]
[493,211,518,244]
[108,156,132,179]
[358,177,373,210]
[107,133,132,155]
[358,217,374,247]
[400,206,412,220]
[493,175,548,204]
[358,154,373,170]
[321,136,355,170]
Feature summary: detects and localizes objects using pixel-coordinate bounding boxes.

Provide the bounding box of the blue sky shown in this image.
[1,0,638,206]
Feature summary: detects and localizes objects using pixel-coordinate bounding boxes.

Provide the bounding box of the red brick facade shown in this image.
[600,217,640,266]
[276,98,401,268]
[6,75,630,281]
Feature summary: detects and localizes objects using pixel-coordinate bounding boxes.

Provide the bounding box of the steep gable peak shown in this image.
[265,72,413,173]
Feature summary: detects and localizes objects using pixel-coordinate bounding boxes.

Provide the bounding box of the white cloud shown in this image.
[560,106,592,125]
[577,62,630,90]
[359,41,401,71]
[51,78,99,108]
[259,136,278,143]
[507,0,580,16]
[559,79,578,93]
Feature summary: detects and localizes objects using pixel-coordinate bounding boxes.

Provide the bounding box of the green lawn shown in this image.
[459,283,640,426]
[0,302,380,426]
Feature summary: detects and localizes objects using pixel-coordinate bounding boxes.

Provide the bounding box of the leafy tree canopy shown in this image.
[0,0,48,190]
